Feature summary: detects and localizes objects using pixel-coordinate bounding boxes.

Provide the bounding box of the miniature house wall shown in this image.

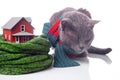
[2,17,34,43]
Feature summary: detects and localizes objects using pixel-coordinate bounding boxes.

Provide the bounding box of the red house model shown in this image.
[2,17,34,43]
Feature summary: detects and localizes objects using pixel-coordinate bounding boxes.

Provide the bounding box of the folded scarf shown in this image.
[42,19,80,67]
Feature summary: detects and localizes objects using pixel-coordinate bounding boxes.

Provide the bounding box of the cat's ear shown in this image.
[87,20,100,29]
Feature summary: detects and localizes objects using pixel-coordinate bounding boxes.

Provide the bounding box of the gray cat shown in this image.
[50,7,112,56]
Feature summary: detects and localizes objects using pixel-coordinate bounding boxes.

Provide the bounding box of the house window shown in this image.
[15,36,19,43]
[5,34,7,39]
[16,36,19,41]
[23,36,29,42]
[9,35,11,40]
[21,25,25,31]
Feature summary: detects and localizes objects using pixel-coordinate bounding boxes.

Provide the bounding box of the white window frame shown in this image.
[9,35,11,40]
[21,25,25,31]
[23,36,29,42]
[5,34,7,39]
[15,36,19,43]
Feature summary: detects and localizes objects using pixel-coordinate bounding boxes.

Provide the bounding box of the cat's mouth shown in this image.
[79,51,84,54]
[75,49,85,54]
[68,46,86,54]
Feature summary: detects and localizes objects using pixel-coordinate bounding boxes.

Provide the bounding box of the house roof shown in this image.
[2,17,33,30]
[12,31,34,36]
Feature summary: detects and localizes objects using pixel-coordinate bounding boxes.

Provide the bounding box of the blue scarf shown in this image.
[42,20,80,67]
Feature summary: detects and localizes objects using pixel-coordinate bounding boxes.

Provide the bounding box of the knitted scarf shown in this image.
[42,19,80,67]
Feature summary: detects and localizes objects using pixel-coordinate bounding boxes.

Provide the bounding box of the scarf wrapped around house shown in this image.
[42,19,81,67]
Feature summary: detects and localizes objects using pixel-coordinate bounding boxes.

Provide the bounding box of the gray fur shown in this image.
[50,7,112,55]
[59,11,94,54]
[50,7,75,24]
[77,8,92,18]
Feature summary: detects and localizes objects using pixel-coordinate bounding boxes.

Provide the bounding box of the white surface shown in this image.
[0,53,117,80]
[0,0,120,80]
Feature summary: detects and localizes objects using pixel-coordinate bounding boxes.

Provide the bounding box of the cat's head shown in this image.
[59,11,99,53]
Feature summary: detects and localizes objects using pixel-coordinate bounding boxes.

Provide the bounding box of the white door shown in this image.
[15,36,19,43]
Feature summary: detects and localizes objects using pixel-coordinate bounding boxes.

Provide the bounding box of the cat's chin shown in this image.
[77,50,85,54]
[76,49,88,54]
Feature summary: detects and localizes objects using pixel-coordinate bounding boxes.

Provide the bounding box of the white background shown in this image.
[0,0,120,80]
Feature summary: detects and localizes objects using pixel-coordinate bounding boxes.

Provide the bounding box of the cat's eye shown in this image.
[85,39,90,43]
